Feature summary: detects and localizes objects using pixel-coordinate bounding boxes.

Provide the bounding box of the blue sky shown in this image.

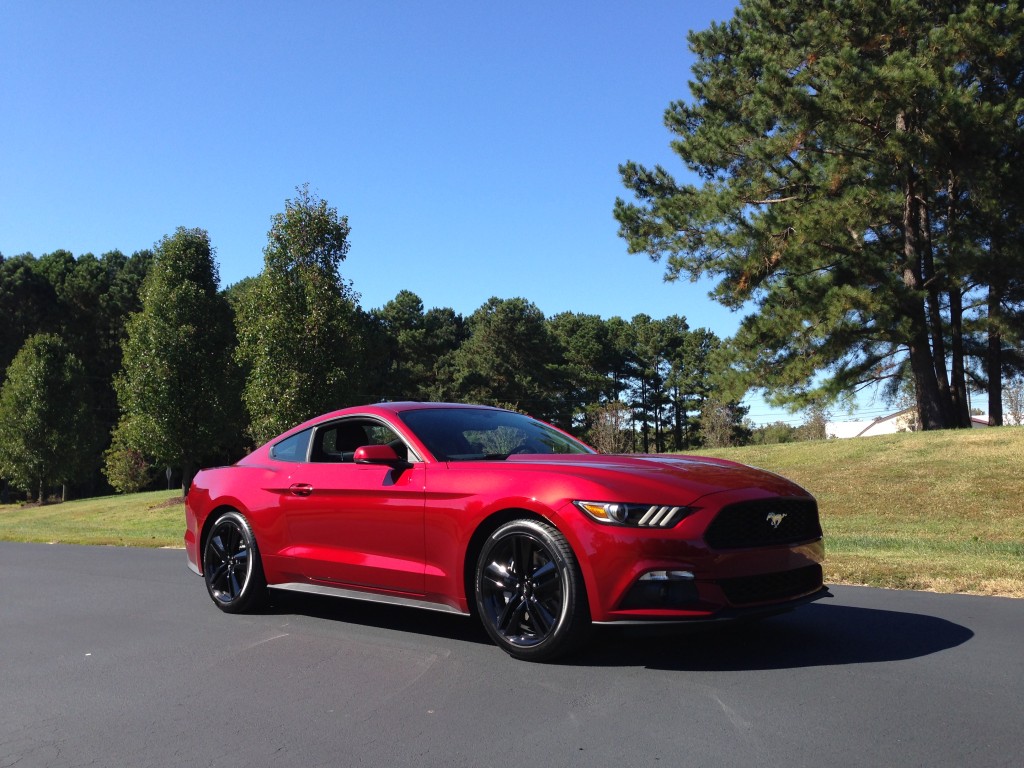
[1,1,890,424]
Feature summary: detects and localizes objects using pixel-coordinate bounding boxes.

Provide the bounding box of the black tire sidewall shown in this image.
[203,510,266,614]
[474,518,588,662]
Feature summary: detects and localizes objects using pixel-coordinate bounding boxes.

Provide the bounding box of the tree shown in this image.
[0,254,59,378]
[454,297,559,419]
[236,185,362,444]
[112,228,240,493]
[751,421,798,446]
[796,402,831,441]
[548,312,622,432]
[616,0,1024,430]
[698,397,752,449]
[586,401,634,454]
[416,307,468,402]
[0,334,95,501]
[625,314,668,452]
[1003,377,1024,426]
[42,248,152,492]
[369,290,433,401]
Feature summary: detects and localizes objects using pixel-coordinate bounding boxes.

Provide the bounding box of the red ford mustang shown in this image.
[185,402,828,661]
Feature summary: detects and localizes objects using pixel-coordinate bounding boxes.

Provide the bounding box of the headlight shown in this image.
[573,501,694,528]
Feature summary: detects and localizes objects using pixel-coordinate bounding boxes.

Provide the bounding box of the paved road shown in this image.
[1,542,1021,768]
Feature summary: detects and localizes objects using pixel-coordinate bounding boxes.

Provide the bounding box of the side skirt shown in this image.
[271,582,470,616]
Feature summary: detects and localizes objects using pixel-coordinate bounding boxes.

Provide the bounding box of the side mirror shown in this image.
[353,444,408,468]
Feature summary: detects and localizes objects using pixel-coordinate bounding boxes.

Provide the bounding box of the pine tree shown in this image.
[617,0,1024,429]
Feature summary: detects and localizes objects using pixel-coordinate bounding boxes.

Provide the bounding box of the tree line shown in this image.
[4,0,1022,500]
[0,187,752,501]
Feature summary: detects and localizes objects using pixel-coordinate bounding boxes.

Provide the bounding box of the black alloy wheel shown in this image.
[475,519,589,662]
[202,511,267,613]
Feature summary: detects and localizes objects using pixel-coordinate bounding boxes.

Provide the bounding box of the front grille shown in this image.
[704,497,821,549]
[718,564,823,606]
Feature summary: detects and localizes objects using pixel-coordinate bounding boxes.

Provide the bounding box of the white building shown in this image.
[826,409,1008,438]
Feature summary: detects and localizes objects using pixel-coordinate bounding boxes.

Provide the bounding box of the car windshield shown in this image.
[398,407,594,461]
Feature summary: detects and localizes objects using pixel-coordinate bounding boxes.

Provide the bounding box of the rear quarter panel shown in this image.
[185,464,288,578]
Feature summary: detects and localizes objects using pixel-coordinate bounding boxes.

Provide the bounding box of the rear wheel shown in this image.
[202,511,267,613]
[474,519,589,662]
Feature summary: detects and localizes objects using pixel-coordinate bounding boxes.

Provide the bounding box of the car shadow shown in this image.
[578,602,975,671]
[261,590,974,670]
[263,589,492,646]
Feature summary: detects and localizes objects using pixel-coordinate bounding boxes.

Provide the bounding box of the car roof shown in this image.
[315,401,507,422]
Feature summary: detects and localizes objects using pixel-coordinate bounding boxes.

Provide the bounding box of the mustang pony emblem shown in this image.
[766,512,787,529]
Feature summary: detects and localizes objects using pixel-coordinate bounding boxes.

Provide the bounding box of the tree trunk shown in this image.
[919,195,956,425]
[945,176,971,428]
[948,285,971,427]
[900,150,947,430]
[988,282,1004,426]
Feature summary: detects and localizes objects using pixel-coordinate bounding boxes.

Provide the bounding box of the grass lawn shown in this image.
[690,426,1024,596]
[2,427,1022,596]
[0,489,184,548]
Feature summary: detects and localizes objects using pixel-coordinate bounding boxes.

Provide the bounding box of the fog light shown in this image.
[621,570,699,610]
[639,570,694,582]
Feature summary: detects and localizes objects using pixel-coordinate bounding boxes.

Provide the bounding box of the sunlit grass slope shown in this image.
[0,489,183,548]
[689,427,1024,596]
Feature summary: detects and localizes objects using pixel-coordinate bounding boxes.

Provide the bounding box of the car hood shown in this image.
[499,453,809,503]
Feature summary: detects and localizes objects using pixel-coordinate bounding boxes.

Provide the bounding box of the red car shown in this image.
[185,402,827,661]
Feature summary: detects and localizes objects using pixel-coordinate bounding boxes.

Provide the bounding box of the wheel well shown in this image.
[462,508,550,615]
[197,505,241,573]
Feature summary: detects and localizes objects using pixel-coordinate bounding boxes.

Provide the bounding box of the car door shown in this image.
[279,418,426,595]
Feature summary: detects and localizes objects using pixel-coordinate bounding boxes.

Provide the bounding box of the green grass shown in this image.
[688,426,1024,596]
[2,427,1022,596]
[0,489,184,547]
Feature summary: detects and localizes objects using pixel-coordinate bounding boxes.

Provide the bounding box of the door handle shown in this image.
[289,483,314,497]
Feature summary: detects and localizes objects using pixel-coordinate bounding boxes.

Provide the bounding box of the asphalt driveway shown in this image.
[1,542,1020,767]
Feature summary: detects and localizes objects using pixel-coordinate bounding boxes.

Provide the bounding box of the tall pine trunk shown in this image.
[919,194,956,426]
[948,285,971,427]
[987,281,1004,426]
[899,142,947,430]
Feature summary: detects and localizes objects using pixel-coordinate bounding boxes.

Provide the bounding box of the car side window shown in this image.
[270,427,313,462]
[311,420,411,463]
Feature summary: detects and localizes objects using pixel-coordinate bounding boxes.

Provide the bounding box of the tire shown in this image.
[202,511,267,613]
[474,519,590,662]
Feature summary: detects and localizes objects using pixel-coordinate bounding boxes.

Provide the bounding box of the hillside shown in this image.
[689,427,1024,596]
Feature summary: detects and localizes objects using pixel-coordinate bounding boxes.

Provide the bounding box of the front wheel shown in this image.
[474,519,590,662]
[202,511,267,613]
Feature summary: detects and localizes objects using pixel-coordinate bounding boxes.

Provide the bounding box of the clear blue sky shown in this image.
[0,1,888,424]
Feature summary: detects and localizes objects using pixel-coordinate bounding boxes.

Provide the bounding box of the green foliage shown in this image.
[112,228,239,490]
[453,297,559,419]
[796,402,831,441]
[750,421,798,446]
[367,290,465,402]
[0,254,59,378]
[548,311,626,431]
[0,334,96,500]
[235,186,362,445]
[102,420,155,493]
[616,0,1024,429]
